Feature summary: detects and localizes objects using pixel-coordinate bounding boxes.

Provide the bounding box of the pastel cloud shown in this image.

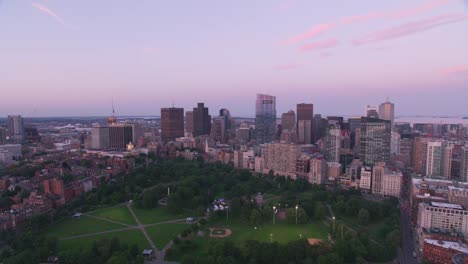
[341,12,384,25]
[353,13,468,45]
[388,0,451,19]
[320,52,333,58]
[442,64,468,76]
[300,39,340,52]
[275,64,300,70]
[32,2,65,26]
[280,23,336,45]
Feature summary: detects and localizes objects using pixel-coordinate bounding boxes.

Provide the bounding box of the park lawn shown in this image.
[59,229,149,251]
[90,205,136,225]
[132,207,190,225]
[225,221,328,243]
[166,220,328,262]
[45,215,126,238]
[146,223,190,249]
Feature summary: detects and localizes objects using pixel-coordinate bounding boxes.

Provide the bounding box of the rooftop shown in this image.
[429,202,464,210]
[424,239,468,254]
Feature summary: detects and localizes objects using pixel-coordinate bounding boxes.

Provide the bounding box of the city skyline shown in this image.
[1,0,468,117]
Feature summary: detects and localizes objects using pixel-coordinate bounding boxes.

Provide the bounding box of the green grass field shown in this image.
[146,223,190,248]
[224,221,328,243]
[133,207,190,225]
[90,205,136,225]
[167,220,327,262]
[59,229,149,251]
[45,216,126,238]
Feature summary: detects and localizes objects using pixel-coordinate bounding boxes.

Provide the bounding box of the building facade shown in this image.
[7,115,24,143]
[360,117,391,166]
[255,94,276,144]
[161,107,184,142]
[192,103,211,136]
[296,103,313,144]
[281,110,296,131]
[378,101,395,127]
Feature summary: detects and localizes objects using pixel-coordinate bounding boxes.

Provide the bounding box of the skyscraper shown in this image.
[365,106,379,118]
[426,141,442,177]
[211,117,226,143]
[192,103,211,136]
[255,94,276,144]
[312,114,323,143]
[0,128,6,145]
[413,137,429,174]
[461,146,468,182]
[109,123,133,150]
[219,108,233,130]
[185,111,193,134]
[281,110,296,131]
[91,124,110,149]
[360,117,391,166]
[378,100,395,127]
[161,107,184,142]
[325,124,341,163]
[296,103,313,143]
[8,115,24,143]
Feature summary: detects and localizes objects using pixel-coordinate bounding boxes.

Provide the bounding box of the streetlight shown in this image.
[295,205,299,224]
[332,216,336,237]
[299,234,303,239]
[270,233,273,243]
[273,206,276,225]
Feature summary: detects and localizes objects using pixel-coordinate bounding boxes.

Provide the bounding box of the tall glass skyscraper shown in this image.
[255,94,276,144]
[360,117,391,166]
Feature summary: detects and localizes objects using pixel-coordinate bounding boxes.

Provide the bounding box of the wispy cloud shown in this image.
[32,2,65,26]
[275,64,300,70]
[442,64,468,76]
[388,0,451,19]
[300,39,340,52]
[341,12,384,25]
[280,23,336,45]
[272,0,297,13]
[353,13,468,45]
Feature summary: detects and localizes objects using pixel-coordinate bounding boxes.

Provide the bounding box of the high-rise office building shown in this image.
[441,144,453,179]
[219,108,233,130]
[461,146,468,182]
[360,117,391,166]
[379,100,395,127]
[297,120,312,144]
[211,117,226,143]
[0,128,6,145]
[255,94,276,144]
[426,141,453,178]
[325,124,341,163]
[413,137,429,174]
[312,114,323,143]
[192,103,211,136]
[185,111,193,133]
[296,103,313,143]
[281,110,296,131]
[109,123,133,150]
[365,106,379,119]
[161,107,184,142]
[8,115,24,143]
[91,124,110,149]
[391,131,401,154]
[309,158,327,184]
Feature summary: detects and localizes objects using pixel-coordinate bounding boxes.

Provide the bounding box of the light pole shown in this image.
[332,216,336,237]
[273,206,276,225]
[295,205,299,225]
[225,206,229,223]
[270,233,273,243]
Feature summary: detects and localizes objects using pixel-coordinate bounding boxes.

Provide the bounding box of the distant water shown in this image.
[395,117,468,125]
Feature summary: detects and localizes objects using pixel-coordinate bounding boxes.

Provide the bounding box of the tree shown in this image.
[141,191,159,209]
[285,207,308,224]
[230,197,241,218]
[249,209,262,226]
[358,208,370,225]
[314,203,325,220]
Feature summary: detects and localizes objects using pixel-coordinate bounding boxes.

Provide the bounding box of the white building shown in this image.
[359,167,372,192]
[417,202,468,236]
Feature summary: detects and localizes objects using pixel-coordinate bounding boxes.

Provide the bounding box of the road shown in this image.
[398,169,418,264]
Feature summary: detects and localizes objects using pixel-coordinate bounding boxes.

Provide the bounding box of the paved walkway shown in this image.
[127,204,158,253]
[86,214,134,227]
